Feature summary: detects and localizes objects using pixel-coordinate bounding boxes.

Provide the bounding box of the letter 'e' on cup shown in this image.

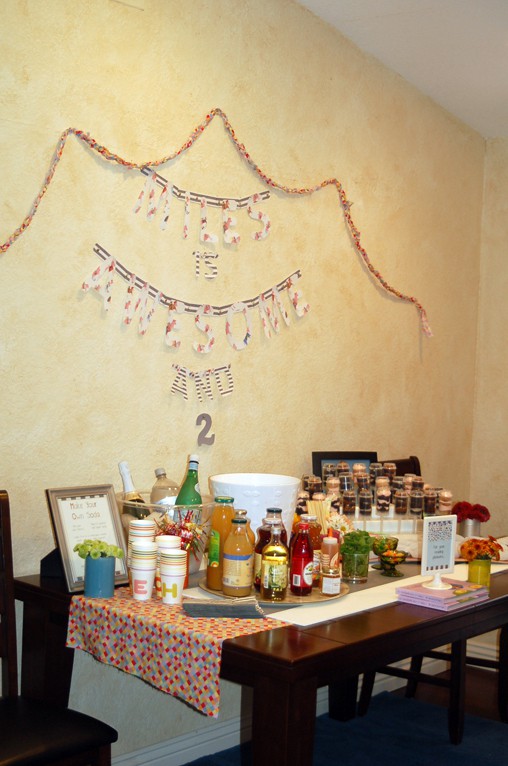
[130,565,156,601]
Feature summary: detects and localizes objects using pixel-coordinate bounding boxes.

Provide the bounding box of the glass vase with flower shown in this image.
[453,501,490,538]
[459,535,502,587]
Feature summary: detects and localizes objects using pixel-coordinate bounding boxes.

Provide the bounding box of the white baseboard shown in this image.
[112,635,498,766]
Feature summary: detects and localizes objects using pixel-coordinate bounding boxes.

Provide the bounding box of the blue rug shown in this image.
[183,692,508,765]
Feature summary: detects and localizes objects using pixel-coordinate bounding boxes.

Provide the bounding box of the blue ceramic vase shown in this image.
[84,555,115,598]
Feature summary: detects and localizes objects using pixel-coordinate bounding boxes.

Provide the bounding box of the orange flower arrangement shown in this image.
[459,535,502,561]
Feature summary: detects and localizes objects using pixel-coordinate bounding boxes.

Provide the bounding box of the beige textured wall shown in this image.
[471,139,508,537]
[0,0,489,755]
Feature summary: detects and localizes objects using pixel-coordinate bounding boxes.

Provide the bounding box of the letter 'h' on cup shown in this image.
[160,569,186,605]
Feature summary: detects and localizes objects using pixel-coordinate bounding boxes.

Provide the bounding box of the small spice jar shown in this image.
[320,567,342,596]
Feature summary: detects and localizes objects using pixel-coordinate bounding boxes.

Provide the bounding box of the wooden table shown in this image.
[14,571,508,766]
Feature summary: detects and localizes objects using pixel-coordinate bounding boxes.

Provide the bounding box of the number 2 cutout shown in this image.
[196,413,215,446]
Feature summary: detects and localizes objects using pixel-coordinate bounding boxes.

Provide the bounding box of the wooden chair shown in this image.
[358,640,468,743]
[382,455,422,477]
[0,489,118,766]
[360,453,507,742]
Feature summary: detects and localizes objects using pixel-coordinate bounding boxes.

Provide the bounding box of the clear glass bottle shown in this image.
[260,522,288,601]
[289,521,313,596]
[118,460,148,518]
[265,508,288,545]
[320,529,340,572]
[233,508,255,546]
[222,518,254,597]
[254,517,278,591]
[150,468,179,505]
[175,454,202,506]
[297,513,321,587]
[207,496,235,591]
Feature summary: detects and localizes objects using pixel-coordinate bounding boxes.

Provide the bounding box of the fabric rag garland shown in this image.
[0,108,432,336]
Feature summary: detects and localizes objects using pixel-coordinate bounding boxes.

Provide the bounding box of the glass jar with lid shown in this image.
[394,489,409,516]
[342,489,357,515]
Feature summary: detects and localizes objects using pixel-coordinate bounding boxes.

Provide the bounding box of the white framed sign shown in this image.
[421,514,457,590]
[46,484,128,592]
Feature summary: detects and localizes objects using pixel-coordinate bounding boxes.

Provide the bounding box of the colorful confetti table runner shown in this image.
[66,587,275,717]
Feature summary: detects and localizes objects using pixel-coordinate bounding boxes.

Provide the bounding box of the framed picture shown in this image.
[420,514,457,589]
[45,484,129,593]
[312,451,378,482]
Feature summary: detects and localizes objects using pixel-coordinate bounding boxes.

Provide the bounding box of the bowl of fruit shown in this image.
[379,549,408,577]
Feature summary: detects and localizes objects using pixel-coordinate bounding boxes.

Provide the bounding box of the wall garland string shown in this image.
[0,107,432,336]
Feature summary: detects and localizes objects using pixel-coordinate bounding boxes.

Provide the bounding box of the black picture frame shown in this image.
[45,484,129,593]
[312,451,378,482]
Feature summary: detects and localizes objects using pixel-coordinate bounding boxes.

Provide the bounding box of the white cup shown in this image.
[156,535,181,549]
[160,570,186,605]
[130,564,156,601]
[129,539,158,555]
[129,519,156,533]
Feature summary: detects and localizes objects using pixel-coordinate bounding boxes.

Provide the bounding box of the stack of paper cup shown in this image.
[155,535,181,598]
[128,519,157,598]
[159,548,187,605]
[130,540,158,601]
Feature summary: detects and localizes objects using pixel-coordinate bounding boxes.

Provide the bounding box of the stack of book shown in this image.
[396,578,489,611]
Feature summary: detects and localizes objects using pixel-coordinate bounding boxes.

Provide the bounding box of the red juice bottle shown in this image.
[290,522,313,596]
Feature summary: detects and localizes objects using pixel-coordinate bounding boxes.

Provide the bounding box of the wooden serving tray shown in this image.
[198,578,349,605]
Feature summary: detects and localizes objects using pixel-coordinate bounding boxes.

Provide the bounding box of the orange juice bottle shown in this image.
[206,496,235,591]
[222,518,254,597]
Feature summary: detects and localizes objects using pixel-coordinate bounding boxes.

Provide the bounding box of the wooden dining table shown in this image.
[13,570,508,766]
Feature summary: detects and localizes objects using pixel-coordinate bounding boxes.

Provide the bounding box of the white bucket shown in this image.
[209,473,300,538]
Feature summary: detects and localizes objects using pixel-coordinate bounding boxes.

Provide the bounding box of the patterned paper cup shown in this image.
[130,564,156,601]
[160,570,186,605]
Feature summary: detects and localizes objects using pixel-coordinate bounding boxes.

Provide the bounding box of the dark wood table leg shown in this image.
[448,639,466,745]
[405,654,424,697]
[18,598,74,706]
[251,675,318,766]
[328,674,359,721]
[498,624,508,722]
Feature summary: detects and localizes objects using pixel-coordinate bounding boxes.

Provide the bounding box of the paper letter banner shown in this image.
[0,108,431,336]
[133,169,271,243]
[81,243,310,400]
